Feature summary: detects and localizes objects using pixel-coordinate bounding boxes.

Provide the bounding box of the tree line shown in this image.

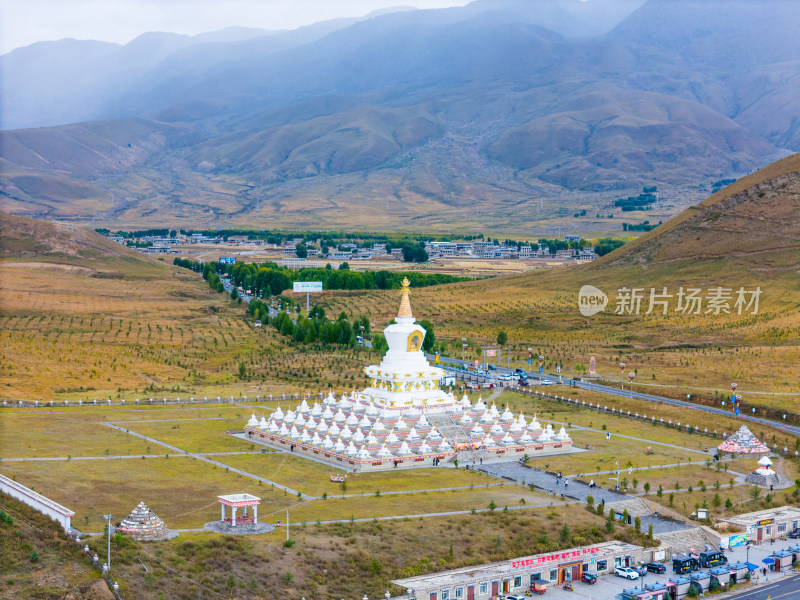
[215,261,471,295]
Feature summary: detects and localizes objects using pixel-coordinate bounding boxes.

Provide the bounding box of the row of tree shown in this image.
[219,262,470,295]
[622,220,662,232]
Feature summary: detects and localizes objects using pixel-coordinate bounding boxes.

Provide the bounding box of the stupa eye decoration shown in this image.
[407,332,422,352]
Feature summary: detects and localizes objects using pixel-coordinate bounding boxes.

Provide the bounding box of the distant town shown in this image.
[99,228,628,264]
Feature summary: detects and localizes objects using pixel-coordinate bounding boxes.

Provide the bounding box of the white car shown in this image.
[614,566,640,580]
[540,378,552,385]
[497,373,519,381]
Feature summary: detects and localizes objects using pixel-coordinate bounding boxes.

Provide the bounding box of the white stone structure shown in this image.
[117,502,170,541]
[0,473,74,532]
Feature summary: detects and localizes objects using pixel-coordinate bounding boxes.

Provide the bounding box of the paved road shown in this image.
[573,379,800,438]
[432,353,800,437]
[724,572,800,600]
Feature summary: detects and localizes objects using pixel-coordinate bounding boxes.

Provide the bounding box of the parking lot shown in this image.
[512,541,797,600]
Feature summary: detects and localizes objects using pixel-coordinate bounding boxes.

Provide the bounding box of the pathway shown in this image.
[0,451,262,462]
[477,461,690,534]
[101,423,308,498]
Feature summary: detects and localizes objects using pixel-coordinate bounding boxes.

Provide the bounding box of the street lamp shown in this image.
[619,362,626,389]
[629,372,635,397]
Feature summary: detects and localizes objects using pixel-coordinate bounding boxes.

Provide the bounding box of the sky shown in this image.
[0,0,473,54]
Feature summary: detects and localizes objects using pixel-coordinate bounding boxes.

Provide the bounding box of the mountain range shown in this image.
[1,0,799,231]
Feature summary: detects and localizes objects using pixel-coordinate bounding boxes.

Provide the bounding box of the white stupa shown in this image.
[362,278,454,414]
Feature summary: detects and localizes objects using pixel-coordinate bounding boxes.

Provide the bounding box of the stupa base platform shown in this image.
[237,429,576,473]
[745,472,791,489]
[203,521,274,535]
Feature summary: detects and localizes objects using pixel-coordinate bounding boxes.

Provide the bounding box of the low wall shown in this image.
[0,474,74,532]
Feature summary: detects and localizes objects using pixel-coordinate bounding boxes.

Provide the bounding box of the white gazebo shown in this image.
[218,493,261,528]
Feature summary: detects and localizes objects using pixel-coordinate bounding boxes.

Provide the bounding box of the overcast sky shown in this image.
[0,0,473,54]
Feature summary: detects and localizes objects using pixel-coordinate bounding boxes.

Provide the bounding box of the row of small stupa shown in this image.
[245,392,572,459]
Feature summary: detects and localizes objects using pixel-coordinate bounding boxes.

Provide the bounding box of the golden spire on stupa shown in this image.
[398,277,413,318]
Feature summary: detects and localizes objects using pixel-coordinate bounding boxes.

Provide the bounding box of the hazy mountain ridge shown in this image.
[0,0,798,227]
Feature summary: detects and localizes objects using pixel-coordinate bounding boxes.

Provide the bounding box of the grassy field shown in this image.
[119,418,261,453]
[0,456,298,532]
[524,429,701,476]
[0,413,155,458]
[219,452,502,497]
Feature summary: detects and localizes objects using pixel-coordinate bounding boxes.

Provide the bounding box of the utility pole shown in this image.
[103,514,113,571]
[286,510,289,542]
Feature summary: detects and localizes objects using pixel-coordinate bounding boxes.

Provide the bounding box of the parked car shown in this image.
[517,379,529,387]
[504,595,527,600]
[643,562,666,574]
[497,373,519,381]
[514,368,527,376]
[487,364,497,371]
[614,566,640,580]
[632,565,648,576]
[540,379,552,386]
[788,529,800,539]
[580,572,597,584]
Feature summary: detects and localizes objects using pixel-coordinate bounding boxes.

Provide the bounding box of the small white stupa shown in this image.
[746,455,785,488]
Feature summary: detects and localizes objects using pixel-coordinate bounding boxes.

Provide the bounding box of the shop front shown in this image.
[769,549,793,572]
[393,541,646,600]
[709,566,730,587]
[619,582,670,600]
[667,577,690,597]
[728,562,747,584]
[719,506,800,544]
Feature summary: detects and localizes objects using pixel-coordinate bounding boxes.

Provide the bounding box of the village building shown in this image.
[392,541,652,599]
[718,505,800,544]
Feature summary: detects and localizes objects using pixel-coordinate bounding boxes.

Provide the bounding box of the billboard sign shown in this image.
[219,257,236,264]
[293,282,323,293]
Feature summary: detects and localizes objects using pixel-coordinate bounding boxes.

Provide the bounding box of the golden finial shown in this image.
[398,277,413,318]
